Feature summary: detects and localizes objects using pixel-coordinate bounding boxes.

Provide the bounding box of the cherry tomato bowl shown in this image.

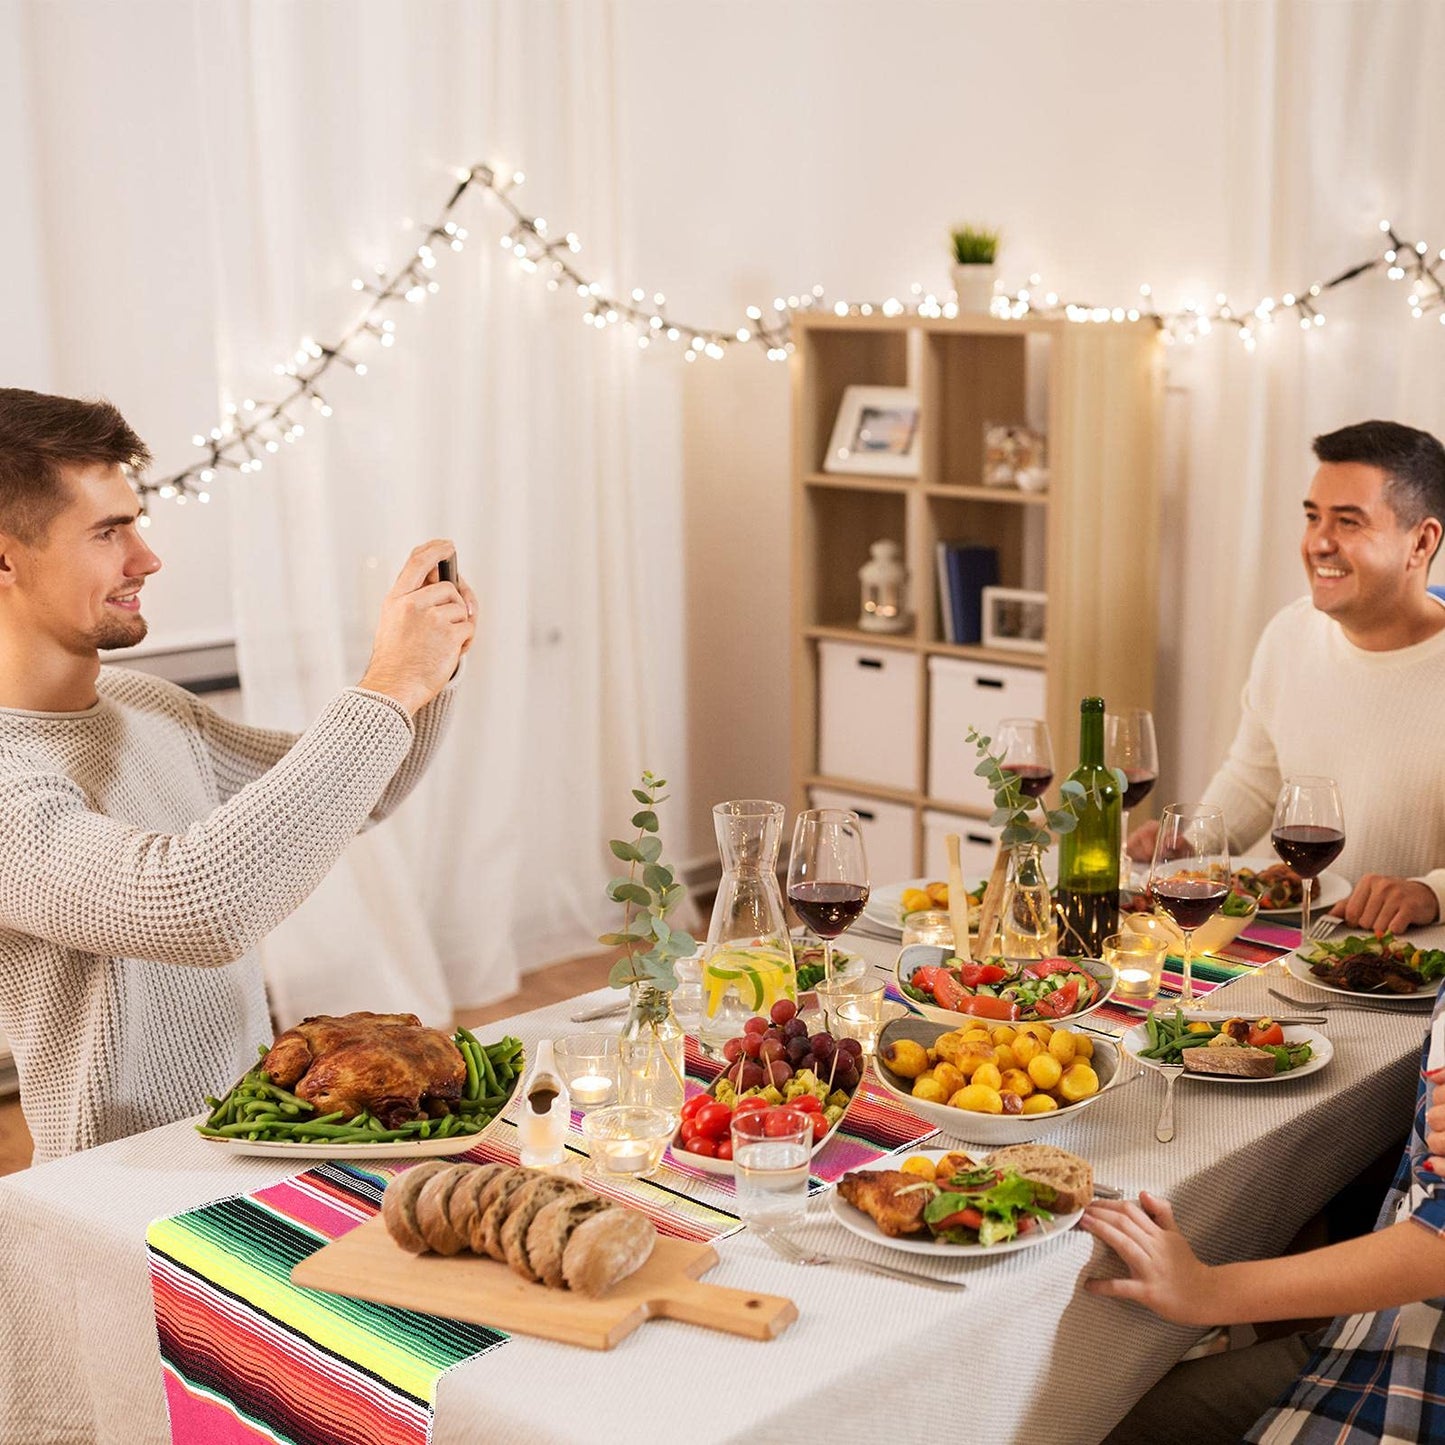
[895,944,1116,1031]
[872,1012,1123,1146]
[668,1078,858,1177]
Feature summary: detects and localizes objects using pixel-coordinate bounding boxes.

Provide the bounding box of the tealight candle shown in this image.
[1103,931,1166,1001]
[569,1073,615,1107]
[581,1105,673,1178]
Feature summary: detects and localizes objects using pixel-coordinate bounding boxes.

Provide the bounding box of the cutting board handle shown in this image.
[650,1278,798,1340]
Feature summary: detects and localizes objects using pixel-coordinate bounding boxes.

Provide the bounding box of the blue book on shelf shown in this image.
[936,541,956,644]
[944,544,998,645]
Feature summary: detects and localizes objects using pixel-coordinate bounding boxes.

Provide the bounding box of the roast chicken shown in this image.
[261,1011,466,1127]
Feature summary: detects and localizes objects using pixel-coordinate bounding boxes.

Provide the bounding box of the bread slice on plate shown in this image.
[1181,1046,1276,1078]
[381,1160,451,1253]
[984,1144,1094,1212]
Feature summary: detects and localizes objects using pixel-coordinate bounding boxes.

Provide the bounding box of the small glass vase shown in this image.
[617,983,686,1123]
[999,843,1053,959]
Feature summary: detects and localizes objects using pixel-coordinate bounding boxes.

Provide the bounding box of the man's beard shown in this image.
[88,612,149,651]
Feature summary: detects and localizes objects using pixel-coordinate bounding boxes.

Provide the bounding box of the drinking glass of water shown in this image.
[731,1107,813,1227]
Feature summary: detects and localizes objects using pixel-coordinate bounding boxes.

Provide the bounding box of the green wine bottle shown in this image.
[1057,697,1121,955]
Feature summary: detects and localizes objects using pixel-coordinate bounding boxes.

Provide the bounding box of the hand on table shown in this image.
[1126,819,1160,863]
[1082,1192,1220,1326]
[1331,875,1439,935]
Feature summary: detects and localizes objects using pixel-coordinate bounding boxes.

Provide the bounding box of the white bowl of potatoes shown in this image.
[872,1012,1121,1146]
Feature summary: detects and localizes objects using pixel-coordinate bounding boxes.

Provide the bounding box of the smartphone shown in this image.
[437,552,457,587]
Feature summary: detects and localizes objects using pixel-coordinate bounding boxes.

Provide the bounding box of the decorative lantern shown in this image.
[858,539,912,634]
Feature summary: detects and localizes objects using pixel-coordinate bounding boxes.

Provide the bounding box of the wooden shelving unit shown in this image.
[790,312,1163,877]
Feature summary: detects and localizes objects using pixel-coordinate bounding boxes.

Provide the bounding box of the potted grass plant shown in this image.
[950,225,1001,314]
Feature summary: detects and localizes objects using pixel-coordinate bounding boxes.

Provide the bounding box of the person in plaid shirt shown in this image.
[1085,997,1445,1444]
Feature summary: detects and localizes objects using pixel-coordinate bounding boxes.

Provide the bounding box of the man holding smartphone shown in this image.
[0,388,475,1162]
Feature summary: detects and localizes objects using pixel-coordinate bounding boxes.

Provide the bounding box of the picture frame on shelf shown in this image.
[981,586,1047,654]
[982,422,1047,489]
[823,386,921,477]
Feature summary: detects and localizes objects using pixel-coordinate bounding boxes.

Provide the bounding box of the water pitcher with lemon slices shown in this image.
[699,800,796,1056]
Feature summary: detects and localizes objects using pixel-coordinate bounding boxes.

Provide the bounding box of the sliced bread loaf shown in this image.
[984,1144,1094,1212]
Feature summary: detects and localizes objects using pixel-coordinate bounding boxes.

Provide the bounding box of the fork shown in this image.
[1267,986,1432,1015]
[1304,914,1343,942]
[753,1228,969,1290]
[1153,1061,1184,1144]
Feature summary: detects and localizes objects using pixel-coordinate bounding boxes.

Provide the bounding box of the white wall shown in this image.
[6,0,1443,870]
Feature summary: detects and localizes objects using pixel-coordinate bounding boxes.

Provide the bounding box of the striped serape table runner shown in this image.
[147,1123,742,1445]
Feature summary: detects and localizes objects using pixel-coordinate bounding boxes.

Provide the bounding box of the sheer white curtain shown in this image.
[186,0,687,1022]
[1163,0,1445,800]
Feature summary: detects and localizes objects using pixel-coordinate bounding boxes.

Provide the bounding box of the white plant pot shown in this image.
[951,263,998,314]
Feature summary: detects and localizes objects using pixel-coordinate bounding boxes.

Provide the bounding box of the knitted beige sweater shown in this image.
[0,667,454,1163]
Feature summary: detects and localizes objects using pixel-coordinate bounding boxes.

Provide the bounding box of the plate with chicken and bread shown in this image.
[830,1144,1093,1257]
[197,1012,523,1157]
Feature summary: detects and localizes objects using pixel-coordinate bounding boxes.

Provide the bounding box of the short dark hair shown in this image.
[0,389,151,544]
[1312,419,1445,535]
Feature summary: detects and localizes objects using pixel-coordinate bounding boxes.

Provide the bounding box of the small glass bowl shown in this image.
[581,1105,674,1178]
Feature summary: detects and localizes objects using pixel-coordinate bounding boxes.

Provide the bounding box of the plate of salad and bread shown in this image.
[832,1144,1093,1256]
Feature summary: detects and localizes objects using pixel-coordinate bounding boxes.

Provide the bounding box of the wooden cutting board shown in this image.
[291,1216,797,1350]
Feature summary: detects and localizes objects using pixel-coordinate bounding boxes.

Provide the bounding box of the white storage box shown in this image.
[927,657,1046,809]
[817,641,920,791]
[810,787,916,882]
[922,810,1001,881]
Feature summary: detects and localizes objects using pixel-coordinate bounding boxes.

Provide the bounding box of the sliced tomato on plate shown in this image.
[933,1205,984,1232]
[1031,977,1082,1019]
[931,972,969,1011]
[954,995,1019,1020]
[1023,958,1083,978]
[908,965,942,994]
[1247,1021,1285,1048]
[958,962,1008,987]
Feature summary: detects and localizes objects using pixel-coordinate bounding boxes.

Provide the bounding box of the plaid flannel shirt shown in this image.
[1248,996,1445,1444]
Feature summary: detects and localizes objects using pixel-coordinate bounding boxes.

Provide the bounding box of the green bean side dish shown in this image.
[197,1029,525,1144]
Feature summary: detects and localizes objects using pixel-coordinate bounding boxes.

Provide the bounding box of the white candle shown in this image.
[602,1140,652,1172]
[570,1072,614,1106]
[1116,966,1155,995]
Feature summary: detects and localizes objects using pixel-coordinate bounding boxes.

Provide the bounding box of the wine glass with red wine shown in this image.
[1272,777,1345,942]
[1106,708,1158,887]
[1148,803,1230,1008]
[787,809,870,986]
[995,718,1055,799]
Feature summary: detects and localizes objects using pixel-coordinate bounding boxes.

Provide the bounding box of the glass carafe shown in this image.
[699,800,796,1055]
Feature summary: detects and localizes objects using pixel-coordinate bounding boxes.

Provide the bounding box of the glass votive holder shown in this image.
[581,1105,673,1178]
[1104,930,1166,1001]
[833,987,897,1055]
[554,1034,620,1110]
[815,975,887,1036]
[901,909,955,948]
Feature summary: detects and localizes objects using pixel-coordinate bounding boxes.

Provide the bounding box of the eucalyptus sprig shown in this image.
[599,770,697,992]
[966,725,1091,849]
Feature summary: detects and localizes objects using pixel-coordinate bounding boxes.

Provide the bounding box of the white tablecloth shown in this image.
[0,929,1435,1445]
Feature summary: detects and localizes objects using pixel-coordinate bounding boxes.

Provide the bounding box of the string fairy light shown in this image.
[139,158,1445,520]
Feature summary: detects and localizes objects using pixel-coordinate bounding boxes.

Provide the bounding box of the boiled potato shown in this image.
[880,1038,930,1079]
[899,1155,937,1181]
[1048,1031,1077,1066]
[1056,1062,1100,1102]
[1073,1032,1094,1060]
[1016,1022,1054,1043]
[927,882,951,908]
[959,1027,993,1045]
[1021,1093,1059,1114]
[934,1032,969,1066]
[932,1062,967,1096]
[934,1151,975,1178]
[992,1044,1018,1073]
[971,1062,1003,1092]
[1027,1053,1063,1091]
[998,1067,1035,1098]
[950,1084,1004,1114]
[912,1076,948,1104]
[1012,1034,1043,1067]
[900,888,934,915]
[989,1024,1018,1046]
[953,1044,995,1079]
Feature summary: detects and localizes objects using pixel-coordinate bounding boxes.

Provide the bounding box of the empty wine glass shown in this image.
[995,718,1055,799]
[1271,777,1345,941]
[1106,709,1158,887]
[787,809,870,986]
[1148,804,1230,1009]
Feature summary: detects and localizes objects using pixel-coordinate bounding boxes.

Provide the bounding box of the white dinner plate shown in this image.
[861,878,986,939]
[1121,1019,1333,1084]
[1285,951,1438,1002]
[197,1121,503,1159]
[1233,855,1351,918]
[829,1148,1085,1257]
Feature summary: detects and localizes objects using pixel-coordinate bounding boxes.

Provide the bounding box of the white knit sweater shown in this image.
[0,667,454,1163]
[1203,595,1445,917]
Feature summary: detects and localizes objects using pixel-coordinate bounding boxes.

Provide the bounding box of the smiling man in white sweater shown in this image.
[1131,420,1445,935]
[0,388,475,1162]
